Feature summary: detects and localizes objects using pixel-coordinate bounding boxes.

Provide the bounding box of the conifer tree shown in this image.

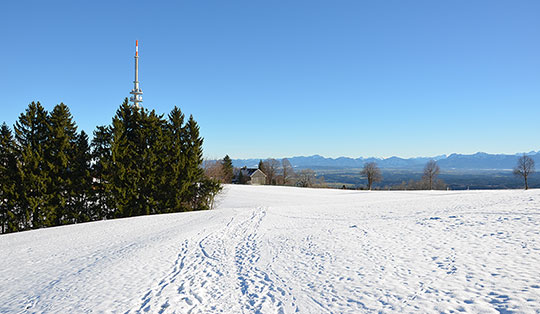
[108,99,143,218]
[165,106,188,212]
[71,131,93,222]
[258,160,266,174]
[14,102,50,229]
[238,169,244,184]
[91,125,112,219]
[4,100,223,233]
[0,123,19,233]
[46,103,78,226]
[185,115,205,209]
[221,155,234,183]
[139,109,167,215]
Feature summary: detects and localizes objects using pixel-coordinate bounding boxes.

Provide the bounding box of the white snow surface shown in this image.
[2,185,540,313]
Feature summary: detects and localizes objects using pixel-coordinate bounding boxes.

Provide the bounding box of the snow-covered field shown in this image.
[2,185,540,313]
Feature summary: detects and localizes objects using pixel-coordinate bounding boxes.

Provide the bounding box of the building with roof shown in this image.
[237,167,266,185]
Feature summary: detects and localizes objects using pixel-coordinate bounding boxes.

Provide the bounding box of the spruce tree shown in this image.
[108,99,144,217]
[3,100,223,232]
[238,170,244,184]
[185,115,205,210]
[165,106,188,212]
[258,159,265,172]
[14,102,50,229]
[0,123,19,233]
[46,103,78,226]
[221,155,234,183]
[91,125,112,219]
[139,109,167,215]
[71,131,93,222]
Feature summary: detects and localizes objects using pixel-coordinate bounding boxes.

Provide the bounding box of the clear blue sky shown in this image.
[1,0,539,159]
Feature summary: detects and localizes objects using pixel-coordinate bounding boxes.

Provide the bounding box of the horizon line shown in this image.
[207,149,540,161]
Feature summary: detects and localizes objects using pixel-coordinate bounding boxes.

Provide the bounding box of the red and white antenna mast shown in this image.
[129,40,143,108]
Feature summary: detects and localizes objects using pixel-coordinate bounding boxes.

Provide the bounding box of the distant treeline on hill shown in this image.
[0,99,221,234]
[227,153,538,190]
[231,153,540,171]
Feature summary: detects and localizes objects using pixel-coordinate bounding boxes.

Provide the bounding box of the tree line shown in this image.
[205,154,536,191]
[361,155,535,191]
[205,157,326,188]
[359,160,447,190]
[0,100,221,234]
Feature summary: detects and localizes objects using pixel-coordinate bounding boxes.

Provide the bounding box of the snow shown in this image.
[1,185,540,313]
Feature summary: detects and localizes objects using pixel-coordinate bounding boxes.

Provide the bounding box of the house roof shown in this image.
[241,168,266,178]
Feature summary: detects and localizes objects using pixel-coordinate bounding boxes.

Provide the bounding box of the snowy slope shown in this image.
[1,185,540,313]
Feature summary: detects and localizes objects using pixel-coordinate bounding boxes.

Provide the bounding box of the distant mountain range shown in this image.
[232,151,540,171]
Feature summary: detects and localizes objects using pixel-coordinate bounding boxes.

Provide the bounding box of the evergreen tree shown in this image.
[185,115,205,210]
[46,103,78,226]
[221,155,234,183]
[238,169,244,184]
[0,123,19,233]
[91,125,112,219]
[4,100,222,233]
[258,159,266,174]
[71,131,93,222]
[139,109,167,215]
[107,99,143,218]
[14,102,50,229]
[165,106,188,212]
[198,176,222,210]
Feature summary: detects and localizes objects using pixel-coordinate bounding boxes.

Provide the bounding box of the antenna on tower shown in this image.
[129,40,143,108]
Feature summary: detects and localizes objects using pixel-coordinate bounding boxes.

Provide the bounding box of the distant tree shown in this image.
[258,159,266,174]
[237,168,245,184]
[204,160,224,181]
[296,169,316,187]
[281,158,295,186]
[263,158,280,185]
[513,154,535,190]
[361,162,382,190]
[422,160,440,190]
[221,155,234,183]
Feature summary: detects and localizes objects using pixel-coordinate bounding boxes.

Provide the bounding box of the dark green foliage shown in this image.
[238,170,245,184]
[258,159,265,172]
[46,103,78,226]
[184,115,207,210]
[107,100,145,217]
[221,155,233,183]
[2,100,221,234]
[0,123,19,233]
[164,106,189,212]
[91,125,112,219]
[14,102,50,230]
[103,102,220,216]
[71,131,93,222]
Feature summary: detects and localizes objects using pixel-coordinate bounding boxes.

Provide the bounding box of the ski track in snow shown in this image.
[1,185,540,313]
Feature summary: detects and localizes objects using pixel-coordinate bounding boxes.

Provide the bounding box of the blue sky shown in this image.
[1,0,539,159]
